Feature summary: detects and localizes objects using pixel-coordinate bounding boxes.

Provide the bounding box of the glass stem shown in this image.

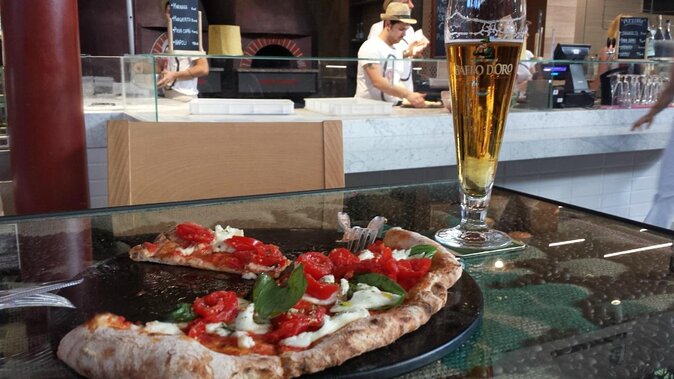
[459,190,491,231]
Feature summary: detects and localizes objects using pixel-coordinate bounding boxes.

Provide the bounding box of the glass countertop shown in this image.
[0,181,673,378]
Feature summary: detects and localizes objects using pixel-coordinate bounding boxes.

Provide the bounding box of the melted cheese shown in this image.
[232,331,255,349]
[280,308,369,348]
[358,250,375,260]
[330,283,401,313]
[319,275,335,283]
[144,321,183,335]
[212,225,244,252]
[234,303,271,334]
[391,248,411,260]
[205,322,231,337]
[301,291,338,305]
[339,278,350,297]
[176,245,196,256]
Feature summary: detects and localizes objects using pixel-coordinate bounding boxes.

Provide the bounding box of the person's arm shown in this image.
[363,63,425,107]
[157,57,209,88]
[632,64,674,130]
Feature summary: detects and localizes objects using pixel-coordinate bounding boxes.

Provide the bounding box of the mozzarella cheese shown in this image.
[339,278,350,297]
[358,250,375,260]
[280,308,369,348]
[205,322,232,337]
[242,272,258,280]
[234,303,271,334]
[176,245,197,256]
[391,248,411,260]
[319,275,335,283]
[330,283,401,313]
[232,331,255,349]
[212,225,244,252]
[144,321,183,335]
[301,291,338,305]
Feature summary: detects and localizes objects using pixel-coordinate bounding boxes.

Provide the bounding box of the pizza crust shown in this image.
[59,228,462,378]
[280,227,462,377]
[57,314,284,379]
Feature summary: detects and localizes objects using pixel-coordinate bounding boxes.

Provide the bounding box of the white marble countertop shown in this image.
[83,99,673,174]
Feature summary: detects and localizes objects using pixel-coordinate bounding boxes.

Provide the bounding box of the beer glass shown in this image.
[435,0,527,250]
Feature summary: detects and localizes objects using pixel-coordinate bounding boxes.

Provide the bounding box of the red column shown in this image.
[1,0,89,214]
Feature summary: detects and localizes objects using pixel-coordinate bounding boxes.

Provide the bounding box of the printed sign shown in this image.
[170,0,199,51]
[618,17,649,60]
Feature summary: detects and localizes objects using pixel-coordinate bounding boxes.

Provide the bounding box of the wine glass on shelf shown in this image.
[435,0,527,251]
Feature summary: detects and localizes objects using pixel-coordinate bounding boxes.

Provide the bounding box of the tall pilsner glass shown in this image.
[435,0,526,250]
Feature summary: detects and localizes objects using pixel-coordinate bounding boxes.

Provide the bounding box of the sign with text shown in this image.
[170,0,199,51]
[618,17,649,60]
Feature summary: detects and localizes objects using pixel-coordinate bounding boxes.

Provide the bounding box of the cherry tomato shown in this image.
[192,290,239,323]
[328,248,360,266]
[328,248,361,279]
[176,222,215,244]
[251,244,287,267]
[396,258,432,290]
[143,242,158,253]
[296,252,334,280]
[225,236,262,251]
[266,301,326,341]
[304,274,339,300]
[186,318,207,338]
[231,244,287,268]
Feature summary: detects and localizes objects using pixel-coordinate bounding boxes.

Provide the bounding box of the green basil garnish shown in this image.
[353,273,406,308]
[409,244,437,259]
[165,302,197,323]
[253,265,307,321]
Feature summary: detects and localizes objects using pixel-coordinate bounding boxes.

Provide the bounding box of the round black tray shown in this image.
[50,254,482,378]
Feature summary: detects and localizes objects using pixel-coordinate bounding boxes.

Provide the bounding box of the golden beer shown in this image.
[446,41,522,197]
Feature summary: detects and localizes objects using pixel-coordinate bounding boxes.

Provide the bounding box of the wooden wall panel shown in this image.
[107,120,345,207]
[544,0,579,58]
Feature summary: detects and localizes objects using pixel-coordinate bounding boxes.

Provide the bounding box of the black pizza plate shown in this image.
[49,253,482,379]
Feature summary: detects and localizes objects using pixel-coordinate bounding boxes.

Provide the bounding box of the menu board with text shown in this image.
[618,17,649,60]
[170,0,199,52]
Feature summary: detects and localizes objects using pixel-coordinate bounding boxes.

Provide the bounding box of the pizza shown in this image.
[57,225,462,378]
[128,222,291,278]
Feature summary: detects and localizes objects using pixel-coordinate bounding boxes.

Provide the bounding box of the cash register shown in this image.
[549,43,595,108]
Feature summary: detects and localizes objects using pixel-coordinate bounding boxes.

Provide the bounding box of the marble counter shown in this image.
[84,103,673,224]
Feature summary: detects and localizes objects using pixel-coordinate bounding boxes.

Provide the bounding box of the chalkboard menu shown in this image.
[618,17,649,60]
[170,0,199,51]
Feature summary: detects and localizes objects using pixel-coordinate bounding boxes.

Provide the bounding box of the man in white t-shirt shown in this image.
[367,0,427,93]
[355,2,425,107]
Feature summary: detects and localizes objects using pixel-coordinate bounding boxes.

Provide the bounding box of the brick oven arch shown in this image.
[240,38,307,69]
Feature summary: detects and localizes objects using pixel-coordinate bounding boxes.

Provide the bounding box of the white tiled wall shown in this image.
[495,150,663,223]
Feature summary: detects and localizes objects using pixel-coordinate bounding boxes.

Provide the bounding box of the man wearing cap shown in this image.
[355,2,426,108]
[367,0,428,93]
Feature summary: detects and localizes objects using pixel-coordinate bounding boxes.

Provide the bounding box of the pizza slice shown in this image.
[129,222,291,278]
[58,227,462,378]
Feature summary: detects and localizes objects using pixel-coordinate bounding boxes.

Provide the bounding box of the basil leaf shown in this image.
[253,265,307,321]
[353,273,406,308]
[409,244,437,259]
[165,302,196,323]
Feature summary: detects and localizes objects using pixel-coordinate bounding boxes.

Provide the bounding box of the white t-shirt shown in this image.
[166,56,199,96]
[368,21,415,92]
[355,37,403,103]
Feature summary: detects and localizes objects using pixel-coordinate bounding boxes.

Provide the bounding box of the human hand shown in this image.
[156,69,177,88]
[631,113,654,131]
[405,92,426,108]
[407,40,429,58]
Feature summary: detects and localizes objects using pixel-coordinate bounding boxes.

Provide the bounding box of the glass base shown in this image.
[435,227,512,251]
